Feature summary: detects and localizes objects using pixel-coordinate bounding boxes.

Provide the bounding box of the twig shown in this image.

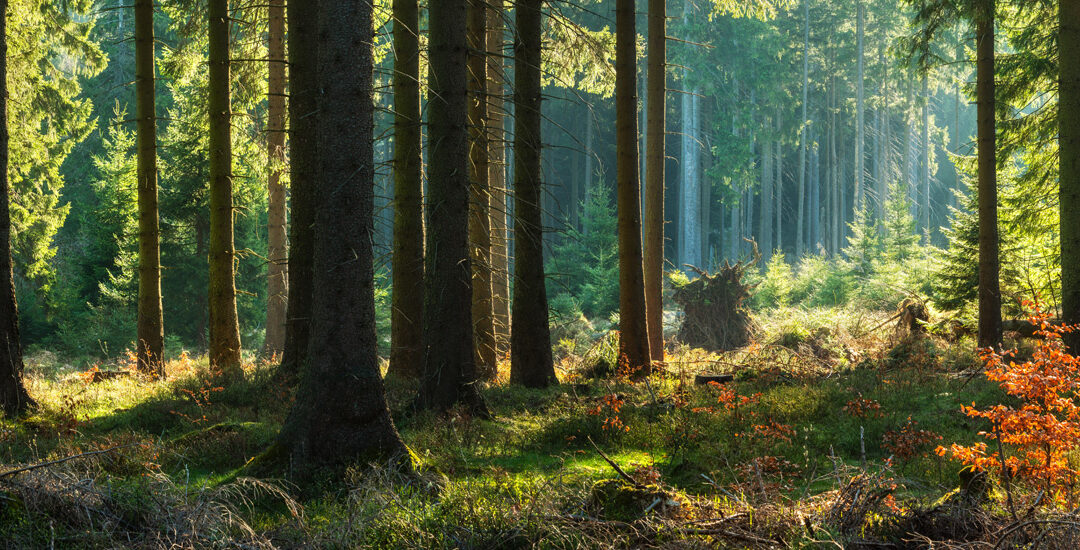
[587,436,640,487]
[0,444,137,479]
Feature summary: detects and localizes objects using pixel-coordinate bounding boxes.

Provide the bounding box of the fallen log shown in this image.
[694,374,734,385]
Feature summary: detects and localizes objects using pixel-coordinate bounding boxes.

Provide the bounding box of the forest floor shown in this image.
[0,306,1066,548]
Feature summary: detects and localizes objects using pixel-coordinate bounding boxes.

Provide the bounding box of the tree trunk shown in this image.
[0,0,31,416]
[488,6,510,355]
[680,88,700,268]
[1061,0,1080,352]
[616,0,651,374]
[921,74,930,242]
[467,0,496,378]
[976,0,1001,348]
[855,0,865,210]
[643,0,665,361]
[264,0,287,359]
[796,0,808,258]
[208,0,243,375]
[272,0,411,473]
[760,131,773,259]
[774,117,782,254]
[509,0,556,388]
[135,0,164,376]
[388,0,424,378]
[280,0,316,377]
[419,0,491,414]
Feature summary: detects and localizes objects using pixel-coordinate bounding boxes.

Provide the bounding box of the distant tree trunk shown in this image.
[830,77,839,254]
[509,0,556,388]
[796,0,808,258]
[760,131,773,259]
[584,109,594,195]
[701,130,712,261]
[1061,0,1080,353]
[921,74,930,242]
[208,0,243,375]
[774,116,782,253]
[280,0,316,377]
[388,0,424,378]
[488,6,510,355]
[467,0,496,378]
[0,0,31,416]
[135,0,164,376]
[264,0,287,359]
[976,0,1001,348]
[643,0,665,361]
[616,0,651,374]
[272,0,411,472]
[855,0,865,210]
[420,0,491,413]
[680,88,700,268]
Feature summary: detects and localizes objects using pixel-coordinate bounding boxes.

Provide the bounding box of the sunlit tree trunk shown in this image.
[680,88,700,268]
[1061,0,1080,352]
[643,0,665,361]
[976,0,1001,348]
[488,3,510,355]
[796,0,808,258]
[135,0,164,376]
[855,0,865,210]
[921,74,930,242]
[264,0,287,359]
[208,0,242,375]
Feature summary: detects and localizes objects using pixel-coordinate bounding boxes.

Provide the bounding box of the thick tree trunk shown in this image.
[264,0,287,358]
[976,0,1002,348]
[509,0,556,388]
[0,0,31,416]
[1061,0,1080,353]
[467,0,496,378]
[643,0,665,361]
[855,0,865,210]
[420,0,491,413]
[208,0,243,375]
[280,0,316,377]
[796,0,808,258]
[135,0,164,376]
[616,0,651,374]
[388,0,425,378]
[272,0,411,473]
[488,6,510,355]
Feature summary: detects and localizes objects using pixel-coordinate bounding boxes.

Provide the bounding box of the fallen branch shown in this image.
[587,436,640,488]
[0,444,137,479]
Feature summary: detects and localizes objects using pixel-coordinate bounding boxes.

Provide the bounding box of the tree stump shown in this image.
[672,261,755,352]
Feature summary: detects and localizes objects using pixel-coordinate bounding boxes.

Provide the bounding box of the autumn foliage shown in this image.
[938,302,1080,507]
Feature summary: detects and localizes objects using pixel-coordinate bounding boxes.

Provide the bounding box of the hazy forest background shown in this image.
[0,0,1077,547]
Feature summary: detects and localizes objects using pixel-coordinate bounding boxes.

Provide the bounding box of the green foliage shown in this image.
[549,185,620,321]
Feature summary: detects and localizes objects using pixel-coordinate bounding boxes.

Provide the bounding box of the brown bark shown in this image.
[488,4,510,355]
[509,0,556,388]
[280,0,317,377]
[388,0,425,378]
[134,0,164,377]
[976,0,1001,349]
[468,0,496,378]
[1062,0,1080,353]
[643,0,665,361]
[264,0,287,358]
[615,0,652,375]
[272,0,411,473]
[419,0,491,415]
[0,0,32,416]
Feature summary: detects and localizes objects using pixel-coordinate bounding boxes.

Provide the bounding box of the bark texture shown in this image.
[208,0,242,374]
[976,0,1002,349]
[488,5,510,354]
[388,0,424,378]
[264,0,287,358]
[1062,0,1080,353]
[135,0,164,376]
[643,0,665,361]
[509,0,556,388]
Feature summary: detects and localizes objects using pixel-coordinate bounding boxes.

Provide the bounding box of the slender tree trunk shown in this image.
[643,0,665,361]
[467,0,496,378]
[774,115,782,253]
[616,0,651,374]
[280,0,316,377]
[1061,0,1080,352]
[680,88,700,268]
[509,0,556,388]
[208,0,242,375]
[388,0,425,378]
[264,0,287,359]
[921,74,930,242]
[796,0,808,258]
[0,0,31,416]
[420,0,491,413]
[135,0,164,376]
[272,0,411,473]
[760,131,773,259]
[855,0,865,210]
[976,0,1001,348]
[488,6,510,355]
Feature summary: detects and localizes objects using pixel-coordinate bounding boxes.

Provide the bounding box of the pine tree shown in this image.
[264,0,288,358]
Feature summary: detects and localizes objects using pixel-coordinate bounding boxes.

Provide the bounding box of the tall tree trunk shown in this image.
[420,0,491,413]
[509,0,556,388]
[680,88,700,268]
[1061,0,1080,353]
[855,0,865,210]
[774,115,782,253]
[272,0,411,473]
[921,74,930,242]
[264,0,287,359]
[830,78,839,254]
[760,131,773,259]
[467,0,496,378]
[280,0,316,377]
[135,0,164,376]
[488,6,510,355]
[616,0,651,374]
[389,0,424,378]
[208,0,242,375]
[796,0,808,258]
[643,0,665,361]
[976,0,1001,348]
[0,0,31,416]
